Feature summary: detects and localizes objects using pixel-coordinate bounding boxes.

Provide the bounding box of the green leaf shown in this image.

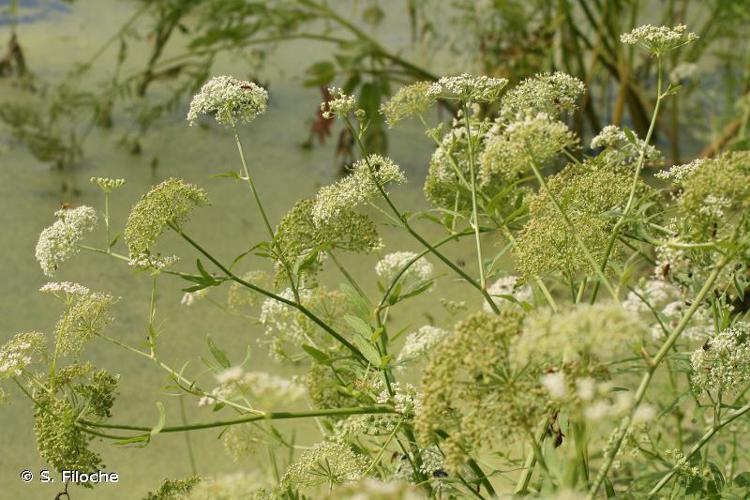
[734,472,750,487]
[302,344,332,366]
[344,315,372,337]
[351,335,382,367]
[604,477,616,498]
[339,283,370,318]
[150,402,166,436]
[206,334,231,369]
[622,126,637,144]
[303,61,336,87]
[210,171,242,180]
[196,259,211,279]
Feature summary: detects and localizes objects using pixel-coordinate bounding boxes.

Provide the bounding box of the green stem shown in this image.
[232,126,300,303]
[527,161,618,301]
[79,406,395,434]
[590,56,664,303]
[514,418,549,495]
[326,250,367,299]
[343,118,500,313]
[648,402,750,497]
[462,103,486,290]
[587,255,731,498]
[169,223,367,363]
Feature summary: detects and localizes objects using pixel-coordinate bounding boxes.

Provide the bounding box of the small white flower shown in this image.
[541,372,567,399]
[39,282,90,296]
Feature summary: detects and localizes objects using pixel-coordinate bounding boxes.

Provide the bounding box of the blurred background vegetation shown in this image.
[1,0,749,498]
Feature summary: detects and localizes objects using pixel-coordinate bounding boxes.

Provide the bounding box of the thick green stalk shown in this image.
[169,223,368,363]
[80,406,395,434]
[587,255,731,498]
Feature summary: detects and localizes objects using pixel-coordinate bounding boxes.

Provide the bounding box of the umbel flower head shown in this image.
[312,154,405,225]
[500,71,585,119]
[52,285,116,356]
[516,303,647,366]
[274,199,381,284]
[416,310,549,473]
[258,286,353,360]
[89,176,125,193]
[396,325,449,365]
[35,206,98,277]
[380,81,436,126]
[515,159,642,277]
[321,87,358,119]
[375,251,433,287]
[620,24,698,55]
[479,112,577,186]
[691,323,750,395]
[124,178,208,257]
[0,331,46,379]
[424,115,493,211]
[426,73,508,103]
[187,75,268,127]
[590,125,663,170]
[484,275,533,312]
[281,441,368,492]
[673,151,750,242]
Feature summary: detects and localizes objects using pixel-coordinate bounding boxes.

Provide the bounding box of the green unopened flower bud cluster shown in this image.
[124,178,208,257]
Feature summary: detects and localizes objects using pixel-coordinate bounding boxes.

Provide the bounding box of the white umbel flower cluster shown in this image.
[321,87,358,119]
[622,279,679,313]
[620,24,698,55]
[35,206,97,277]
[39,281,90,297]
[590,125,662,168]
[484,275,533,312]
[0,331,45,378]
[375,251,433,285]
[187,75,268,127]
[655,158,704,185]
[201,366,305,408]
[427,73,508,102]
[397,325,449,365]
[691,323,750,394]
[500,71,585,119]
[312,155,406,225]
